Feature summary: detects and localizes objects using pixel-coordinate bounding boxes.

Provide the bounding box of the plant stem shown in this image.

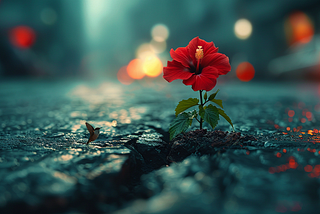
[199,90,203,129]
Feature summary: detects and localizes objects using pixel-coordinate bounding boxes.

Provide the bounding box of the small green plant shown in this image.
[163,37,234,140]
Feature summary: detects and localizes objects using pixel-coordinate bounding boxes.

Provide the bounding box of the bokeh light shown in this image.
[151,24,169,42]
[117,66,134,85]
[9,26,36,49]
[136,43,154,60]
[285,11,314,45]
[40,8,58,25]
[150,39,166,53]
[236,62,255,82]
[143,55,163,77]
[127,59,145,79]
[234,19,252,40]
[288,110,295,117]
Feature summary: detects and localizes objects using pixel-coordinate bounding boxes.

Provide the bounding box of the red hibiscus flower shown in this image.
[163,37,231,91]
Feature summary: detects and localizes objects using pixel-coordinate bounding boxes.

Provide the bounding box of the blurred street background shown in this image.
[3,1,320,213]
[1,0,320,82]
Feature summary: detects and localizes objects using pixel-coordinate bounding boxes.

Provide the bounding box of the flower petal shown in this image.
[163,60,193,82]
[201,66,219,80]
[182,71,217,91]
[198,39,219,55]
[201,53,231,75]
[170,47,192,68]
[182,75,196,86]
[187,37,200,65]
[192,75,217,91]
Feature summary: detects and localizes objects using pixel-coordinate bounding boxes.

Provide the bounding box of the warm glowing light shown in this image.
[151,24,169,42]
[236,62,255,82]
[289,157,298,169]
[117,66,134,85]
[306,112,312,119]
[314,165,320,173]
[301,118,306,123]
[286,127,290,131]
[276,152,282,158]
[142,55,163,77]
[136,43,154,60]
[304,165,313,172]
[283,149,287,153]
[127,59,145,79]
[40,8,57,25]
[285,11,314,45]
[61,154,73,161]
[9,26,36,49]
[150,39,166,53]
[288,110,295,117]
[234,19,252,40]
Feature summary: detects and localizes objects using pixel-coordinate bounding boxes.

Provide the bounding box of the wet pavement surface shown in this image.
[1,78,320,213]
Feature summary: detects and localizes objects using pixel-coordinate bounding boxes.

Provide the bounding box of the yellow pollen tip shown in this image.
[195,46,204,60]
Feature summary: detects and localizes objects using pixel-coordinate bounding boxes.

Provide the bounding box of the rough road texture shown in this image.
[1,79,320,213]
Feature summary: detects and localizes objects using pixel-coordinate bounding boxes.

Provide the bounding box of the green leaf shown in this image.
[199,104,219,129]
[204,92,207,101]
[208,89,220,101]
[217,108,235,131]
[169,112,192,140]
[175,98,199,116]
[210,99,223,108]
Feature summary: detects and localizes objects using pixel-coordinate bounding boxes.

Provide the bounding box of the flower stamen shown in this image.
[195,46,204,60]
[195,46,203,74]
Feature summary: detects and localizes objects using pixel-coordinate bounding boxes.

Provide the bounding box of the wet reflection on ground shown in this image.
[1,79,320,213]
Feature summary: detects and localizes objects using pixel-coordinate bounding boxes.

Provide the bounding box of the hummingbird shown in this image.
[85,122,101,145]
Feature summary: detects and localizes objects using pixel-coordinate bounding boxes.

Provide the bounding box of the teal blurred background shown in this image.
[1,0,320,82]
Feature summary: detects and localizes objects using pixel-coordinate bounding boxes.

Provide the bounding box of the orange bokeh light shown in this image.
[143,56,163,77]
[9,26,36,49]
[286,11,314,45]
[306,112,312,119]
[117,66,134,85]
[288,110,295,117]
[127,59,145,79]
[236,62,255,82]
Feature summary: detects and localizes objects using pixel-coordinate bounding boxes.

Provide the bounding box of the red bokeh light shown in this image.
[236,62,255,82]
[288,110,295,117]
[288,157,298,169]
[306,111,312,119]
[286,11,314,45]
[117,66,134,85]
[304,165,313,172]
[9,26,36,49]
